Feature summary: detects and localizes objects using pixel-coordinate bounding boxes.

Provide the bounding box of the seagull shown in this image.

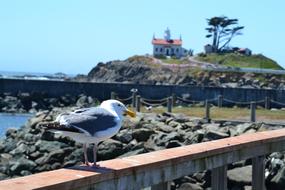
[47,99,136,167]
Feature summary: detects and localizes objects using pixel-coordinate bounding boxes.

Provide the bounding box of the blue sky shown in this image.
[0,0,284,74]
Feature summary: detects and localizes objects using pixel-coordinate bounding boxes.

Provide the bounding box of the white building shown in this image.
[152,28,188,58]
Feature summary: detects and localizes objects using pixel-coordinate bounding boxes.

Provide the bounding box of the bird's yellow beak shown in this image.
[124,109,136,117]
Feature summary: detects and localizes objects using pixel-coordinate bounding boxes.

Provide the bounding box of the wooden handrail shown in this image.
[1,129,285,190]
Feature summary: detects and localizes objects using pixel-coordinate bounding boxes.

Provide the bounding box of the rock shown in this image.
[152,131,183,147]
[205,130,229,140]
[35,153,48,165]
[184,130,204,145]
[35,140,68,153]
[98,139,124,160]
[270,152,284,160]
[268,166,285,190]
[168,121,180,128]
[166,140,183,148]
[24,133,34,142]
[27,112,48,128]
[178,182,203,190]
[10,158,37,175]
[50,162,62,170]
[0,153,12,164]
[183,121,202,130]
[165,117,174,124]
[63,160,78,168]
[35,164,51,172]
[0,173,8,180]
[5,128,18,138]
[76,95,94,107]
[203,123,220,131]
[114,129,133,143]
[244,186,252,190]
[29,151,43,160]
[132,128,155,142]
[156,122,174,133]
[35,148,73,165]
[118,148,146,158]
[3,139,17,153]
[236,123,255,134]
[64,148,83,164]
[9,143,28,155]
[228,165,252,187]
[20,170,32,176]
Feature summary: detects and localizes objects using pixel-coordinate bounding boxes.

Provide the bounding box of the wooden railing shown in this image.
[1,129,285,190]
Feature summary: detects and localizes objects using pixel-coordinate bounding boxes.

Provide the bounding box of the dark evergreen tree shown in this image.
[206,16,244,52]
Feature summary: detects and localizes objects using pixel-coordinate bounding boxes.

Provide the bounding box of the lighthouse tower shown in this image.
[152,28,187,58]
[164,27,171,41]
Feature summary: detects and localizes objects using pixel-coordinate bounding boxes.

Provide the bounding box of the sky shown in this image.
[0,0,284,75]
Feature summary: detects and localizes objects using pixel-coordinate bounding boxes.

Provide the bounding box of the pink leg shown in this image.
[92,143,99,167]
[83,143,91,166]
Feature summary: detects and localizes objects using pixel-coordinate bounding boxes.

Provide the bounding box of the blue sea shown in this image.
[0,113,32,138]
[0,70,75,80]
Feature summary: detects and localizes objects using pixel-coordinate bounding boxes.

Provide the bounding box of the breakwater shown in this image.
[1,78,285,106]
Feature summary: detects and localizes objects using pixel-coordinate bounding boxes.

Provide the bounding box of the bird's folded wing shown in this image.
[61,112,117,136]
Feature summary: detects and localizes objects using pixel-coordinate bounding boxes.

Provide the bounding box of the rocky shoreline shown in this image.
[1,107,285,189]
[0,93,98,113]
[73,56,285,90]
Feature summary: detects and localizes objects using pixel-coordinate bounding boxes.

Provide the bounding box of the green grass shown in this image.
[158,57,189,65]
[196,53,283,70]
[139,106,285,122]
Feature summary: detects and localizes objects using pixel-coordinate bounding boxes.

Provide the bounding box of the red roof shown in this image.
[152,38,182,46]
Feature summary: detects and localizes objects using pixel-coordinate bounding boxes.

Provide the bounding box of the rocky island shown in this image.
[74,55,285,90]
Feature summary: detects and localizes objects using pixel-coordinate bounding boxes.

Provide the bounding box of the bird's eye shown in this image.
[117,104,122,107]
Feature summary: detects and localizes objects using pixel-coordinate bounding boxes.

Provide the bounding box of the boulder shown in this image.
[9,143,28,155]
[9,158,37,175]
[228,165,252,187]
[236,123,255,134]
[205,130,229,140]
[98,139,124,160]
[268,166,285,189]
[166,140,183,148]
[114,129,133,143]
[35,140,69,153]
[184,130,204,145]
[118,148,147,158]
[156,122,174,133]
[0,173,8,180]
[132,128,155,142]
[178,182,203,190]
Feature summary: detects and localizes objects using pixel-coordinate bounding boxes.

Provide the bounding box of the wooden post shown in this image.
[211,165,227,190]
[172,93,176,107]
[167,97,173,113]
[218,95,223,108]
[132,91,137,108]
[250,102,256,122]
[265,96,270,110]
[252,155,265,190]
[151,182,171,190]
[205,100,210,122]
[111,91,116,99]
[136,95,141,112]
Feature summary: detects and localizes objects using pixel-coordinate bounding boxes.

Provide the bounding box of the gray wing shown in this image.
[62,108,117,136]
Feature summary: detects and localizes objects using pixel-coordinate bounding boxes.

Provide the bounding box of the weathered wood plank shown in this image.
[252,155,265,190]
[211,165,227,190]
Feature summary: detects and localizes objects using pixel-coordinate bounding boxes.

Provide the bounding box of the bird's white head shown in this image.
[100,99,136,119]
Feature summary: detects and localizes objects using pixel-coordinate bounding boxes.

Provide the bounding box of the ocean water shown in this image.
[0,113,32,138]
[0,70,75,80]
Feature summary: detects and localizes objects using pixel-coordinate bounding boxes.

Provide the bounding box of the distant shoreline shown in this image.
[0,70,75,81]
